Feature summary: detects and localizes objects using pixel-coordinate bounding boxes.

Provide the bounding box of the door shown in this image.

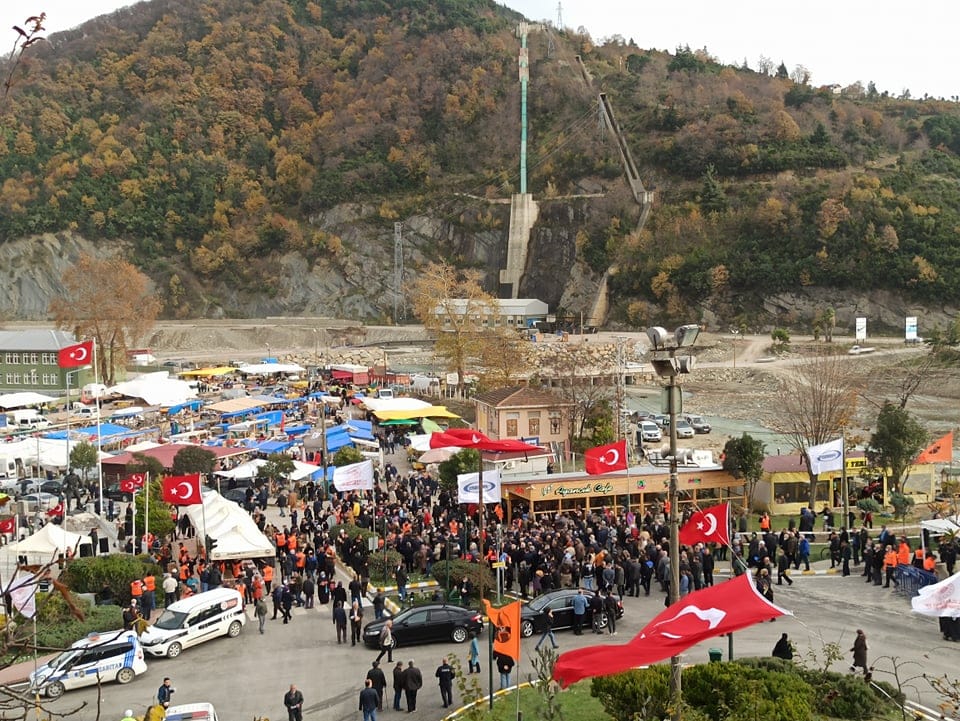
[397,609,430,645]
[426,608,455,642]
[185,605,224,648]
[549,594,575,630]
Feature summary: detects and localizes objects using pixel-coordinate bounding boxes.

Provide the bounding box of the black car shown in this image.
[104,483,133,502]
[16,479,63,497]
[519,589,623,638]
[363,604,483,648]
[222,487,249,505]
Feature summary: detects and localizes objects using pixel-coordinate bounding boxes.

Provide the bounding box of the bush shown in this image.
[431,560,495,602]
[58,554,162,606]
[592,665,670,721]
[34,591,124,651]
[368,549,403,587]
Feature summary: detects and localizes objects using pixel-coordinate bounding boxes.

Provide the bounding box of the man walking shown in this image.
[375,619,395,663]
[350,600,364,646]
[359,679,380,721]
[435,657,454,708]
[401,659,423,712]
[255,596,268,634]
[333,601,348,644]
[392,661,404,711]
[534,608,559,651]
[366,661,387,711]
[157,677,175,710]
[284,684,304,721]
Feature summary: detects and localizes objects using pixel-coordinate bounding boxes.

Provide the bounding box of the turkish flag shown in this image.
[552,574,788,687]
[57,341,93,368]
[917,431,954,464]
[679,502,731,547]
[120,479,139,494]
[484,599,521,663]
[429,429,540,454]
[0,517,15,534]
[46,503,65,518]
[584,439,629,475]
[127,473,145,488]
[161,474,202,505]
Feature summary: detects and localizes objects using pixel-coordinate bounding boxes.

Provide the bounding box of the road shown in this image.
[32,560,957,721]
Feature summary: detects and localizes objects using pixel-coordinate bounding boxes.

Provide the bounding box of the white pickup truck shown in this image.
[847,345,876,355]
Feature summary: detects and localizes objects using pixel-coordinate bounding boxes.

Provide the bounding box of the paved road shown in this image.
[31,556,956,721]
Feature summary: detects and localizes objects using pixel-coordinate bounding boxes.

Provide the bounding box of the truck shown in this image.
[4,409,51,432]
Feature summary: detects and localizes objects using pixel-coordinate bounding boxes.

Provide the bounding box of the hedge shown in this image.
[431,560,495,602]
[58,554,163,606]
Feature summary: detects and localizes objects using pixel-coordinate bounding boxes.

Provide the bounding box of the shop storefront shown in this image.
[502,466,744,521]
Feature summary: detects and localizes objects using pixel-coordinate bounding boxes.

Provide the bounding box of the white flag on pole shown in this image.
[6,573,37,619]
[457,469,502,504]
[912,572,960,618]
[806,438,844,475]
[332,460,375,492]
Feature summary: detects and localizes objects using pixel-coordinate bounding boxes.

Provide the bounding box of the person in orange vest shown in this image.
[296,551,306,572]
[142,573,156,620]
[262,563,274,593]
[130,578,144,605]
[897,538,912,566]
[883,546,899,588]
[275,531,287,560]
[913,548,925,568]
[759,512,771,532]
[287,534,298,553]
[923,552,938,573]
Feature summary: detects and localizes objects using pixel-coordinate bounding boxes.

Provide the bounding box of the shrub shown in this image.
[592,666,670,721]
[368,549,403,587]
[34,591,124,651]
[58,554,162,606]
[431,560,494,602]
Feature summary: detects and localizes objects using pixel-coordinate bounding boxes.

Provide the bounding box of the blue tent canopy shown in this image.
[45,423,140,441]
[257,439,295,454]
[325,429,354,453]
[166,400,204,415]
[283,424,310,437]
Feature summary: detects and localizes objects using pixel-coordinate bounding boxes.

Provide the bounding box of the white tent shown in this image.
[8,524,92,561]
[215,458,320,482]
[360,397,431,413]
[183,490,273,561]
[0,392,57,409]
[109,372,197,407]
[921,515,960,535]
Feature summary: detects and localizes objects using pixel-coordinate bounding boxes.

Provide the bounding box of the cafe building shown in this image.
[499,458,745,521]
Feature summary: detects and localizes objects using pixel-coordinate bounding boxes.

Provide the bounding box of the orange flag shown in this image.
[483,599,521,663]
[917,431,954,463]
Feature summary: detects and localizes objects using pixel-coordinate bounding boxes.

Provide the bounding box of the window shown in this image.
[549,412,562,434]
[42,374,55,385]
[41,353,55,365]
[5,374,12,384]
[28,353,38,364]
[8,354,18,365]
[485,409,496,435]
[12,374,20,385]
[26,370,38,385]
[505,412,519,437]
[528,412,540,436]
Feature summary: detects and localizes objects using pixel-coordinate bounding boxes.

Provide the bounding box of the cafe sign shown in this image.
[541,481,614,498]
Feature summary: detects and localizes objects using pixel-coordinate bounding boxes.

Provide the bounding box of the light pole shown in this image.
[647,324,700,721]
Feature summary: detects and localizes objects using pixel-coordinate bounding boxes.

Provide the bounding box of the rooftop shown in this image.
[0,329,77,352]
[474,385,571,409]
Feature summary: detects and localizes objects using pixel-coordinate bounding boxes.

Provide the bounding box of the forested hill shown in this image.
[3,0,960,326]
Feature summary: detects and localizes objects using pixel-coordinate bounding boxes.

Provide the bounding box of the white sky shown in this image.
[3,1,957,100]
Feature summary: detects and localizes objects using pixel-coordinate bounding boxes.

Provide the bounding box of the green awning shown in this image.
[380,419,418,426]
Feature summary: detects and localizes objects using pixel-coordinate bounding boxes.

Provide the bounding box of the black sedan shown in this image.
[519,589,623,637]
[16,479,62,497]
[104,483,133,502]
[363,604,483,648]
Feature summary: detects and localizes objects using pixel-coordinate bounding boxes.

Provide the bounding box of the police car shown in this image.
[29,630,147,698]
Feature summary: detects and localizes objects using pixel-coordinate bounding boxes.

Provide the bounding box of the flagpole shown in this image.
[32,614,40,721]
[145,471,150,554]
[841,428,849,536]
[131,487,136,555]
[93,341,104,516]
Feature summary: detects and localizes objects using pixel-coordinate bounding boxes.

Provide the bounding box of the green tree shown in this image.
[134,476,175,539]
[771,328,790,352]
[722,433,766,511]
[127,453,165,481]
[437,448,478,493]
[866,401,927,495]
[3,13,45,99]
[332,446,364,466]
[172,446,217,476]
[69,441,99,481]
[698,164,728,215]
[776,61,789,79]
[257,453,295,485]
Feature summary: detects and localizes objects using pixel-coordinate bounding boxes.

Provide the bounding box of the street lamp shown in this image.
[646,324,699,721]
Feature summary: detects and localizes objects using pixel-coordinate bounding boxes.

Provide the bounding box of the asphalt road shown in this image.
[31,559,956,721]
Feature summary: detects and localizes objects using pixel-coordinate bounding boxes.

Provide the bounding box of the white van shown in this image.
[140,588,246,658]
[71,405,98,420]
[5,409,50,431]
[29,630,147,698]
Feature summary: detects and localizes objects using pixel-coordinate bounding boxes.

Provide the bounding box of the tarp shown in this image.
[166,400,204,415]
[109,373,197,406]
[921,515,960,535]
[45,423,142,443]
[0,438,110,470]
[0,392,57,409]
[362,397,432,414]
[183,489,274,561]
[205,397,268,414]
[9,524,92,559]
[179,367,236,377]
[214,458,321,482]
[374,406,459,421]
[236,363,305,375]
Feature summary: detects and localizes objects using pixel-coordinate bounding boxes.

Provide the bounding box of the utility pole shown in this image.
[393,222,405,323]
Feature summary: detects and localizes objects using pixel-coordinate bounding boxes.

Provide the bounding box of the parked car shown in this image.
[675,420,695,439]
[222,487,248,506]
[104,483,133,503]
[653,414,670,429]
[519,589,623,638]
[21,492,60,512]
[363,604,483,648]
[684,415,712,434]
[639,421,662,443]
[16,479,62,497]
[29,630,147,698]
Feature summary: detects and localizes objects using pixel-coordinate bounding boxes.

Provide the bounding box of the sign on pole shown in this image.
[905,316,918,342]
[855,317,867,341]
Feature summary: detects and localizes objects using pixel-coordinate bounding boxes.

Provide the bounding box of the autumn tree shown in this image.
[775,353,862,507]
[49,254,161,385]
[476,327,533,390]
[410,261,497,389]
[536,341,617,444]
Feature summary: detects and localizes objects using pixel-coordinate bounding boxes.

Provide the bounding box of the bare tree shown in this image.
[3,13,44,100]
[775,353,862,507]
[791,64,811,85]
[757,54,773,76]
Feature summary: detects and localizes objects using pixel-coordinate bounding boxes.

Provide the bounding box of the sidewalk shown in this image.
[0,653,56,686]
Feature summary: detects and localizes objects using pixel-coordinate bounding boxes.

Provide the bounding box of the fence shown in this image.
[893,564,938,597]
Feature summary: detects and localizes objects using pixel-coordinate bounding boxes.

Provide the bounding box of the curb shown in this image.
[442,681,538,720]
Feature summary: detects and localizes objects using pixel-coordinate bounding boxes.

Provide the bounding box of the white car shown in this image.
[20,492,60,512]
[139,588,246,658]
[639,421,662,443]
[675,420,696,439]
[29,630,147,698]
[166,703,219,721]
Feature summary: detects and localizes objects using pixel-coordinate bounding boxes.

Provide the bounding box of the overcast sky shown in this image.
[4,1,957,100]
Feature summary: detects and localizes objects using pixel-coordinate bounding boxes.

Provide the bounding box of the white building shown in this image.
[435,298,548,329]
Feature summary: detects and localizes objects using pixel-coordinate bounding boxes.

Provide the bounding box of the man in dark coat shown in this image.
[392,661,404,711]
[435,657,454,708]
[401,659,423,712]
[365,661,387,711]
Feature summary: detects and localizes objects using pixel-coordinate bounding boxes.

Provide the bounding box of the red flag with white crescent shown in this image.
[679,502,731,547]
[553,574,789,687]
[584,439,628,474]
[161,474,202,505]
[57,341,93,368]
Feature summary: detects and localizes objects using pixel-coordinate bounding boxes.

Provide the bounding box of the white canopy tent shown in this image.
[921,515,960,535]
[0,438,111,471]
[183,490,274,561]
[0,392,57,409]
[236,363,305,375]
[215,458,320,482]
[109,372,197,407]
[7,524,92,562]
[360,397,431,413]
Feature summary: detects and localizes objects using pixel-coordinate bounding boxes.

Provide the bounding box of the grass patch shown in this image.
[482,680,611,721]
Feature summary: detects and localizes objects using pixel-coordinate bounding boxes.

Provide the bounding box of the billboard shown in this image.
[905,316,918,341]
[855,317,867,341]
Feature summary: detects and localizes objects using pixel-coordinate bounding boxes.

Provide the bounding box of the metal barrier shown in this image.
[893,564,938,596]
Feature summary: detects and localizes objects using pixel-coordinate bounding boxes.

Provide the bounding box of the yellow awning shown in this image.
[374,406,460,421]
[179,367,237,377]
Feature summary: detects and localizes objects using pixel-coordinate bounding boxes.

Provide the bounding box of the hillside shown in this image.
[2,0,960,328]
